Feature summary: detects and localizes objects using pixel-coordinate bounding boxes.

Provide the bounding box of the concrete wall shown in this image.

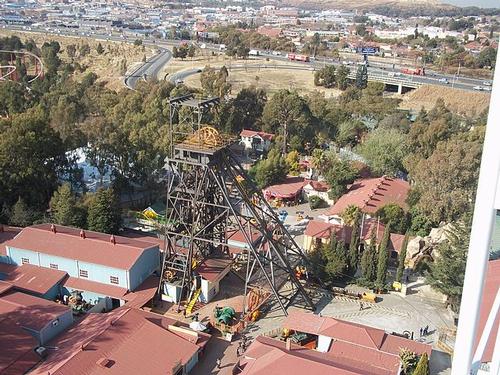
[39,309,73,345]
[129,246,160,291]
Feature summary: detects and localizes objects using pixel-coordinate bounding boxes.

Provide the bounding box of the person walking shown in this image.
[419,327,423,337]
[424,325,429,336]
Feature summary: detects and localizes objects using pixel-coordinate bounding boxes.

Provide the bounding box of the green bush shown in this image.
[309,195,327,209]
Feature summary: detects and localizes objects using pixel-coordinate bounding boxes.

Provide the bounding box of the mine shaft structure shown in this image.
[158,94,317,316]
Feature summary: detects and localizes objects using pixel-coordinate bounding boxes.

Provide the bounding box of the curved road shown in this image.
[124,47,171,89]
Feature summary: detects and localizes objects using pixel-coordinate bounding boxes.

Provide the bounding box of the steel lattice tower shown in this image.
[158,94,317,316]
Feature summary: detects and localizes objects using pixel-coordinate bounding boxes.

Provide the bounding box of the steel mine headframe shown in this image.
[159,96,318,316]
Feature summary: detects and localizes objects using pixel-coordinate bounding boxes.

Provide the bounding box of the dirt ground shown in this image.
[163,52,342,97]
[399,84,491,117]
[0,30,155,91]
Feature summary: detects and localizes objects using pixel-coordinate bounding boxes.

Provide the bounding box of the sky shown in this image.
[443,0,500,8]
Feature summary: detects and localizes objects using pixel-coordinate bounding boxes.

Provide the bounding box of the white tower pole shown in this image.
[451,46,500,374]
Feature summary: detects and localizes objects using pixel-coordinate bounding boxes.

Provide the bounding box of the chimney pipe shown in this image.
[50,224,57,233]
[110,235,116,245]
[80,230,86,239]
[285,338,292,351]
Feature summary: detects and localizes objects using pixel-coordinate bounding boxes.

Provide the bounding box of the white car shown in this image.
[473,86,483,91]
[438,78,449,84]
[483,81,492,86]
[272,51,281,56]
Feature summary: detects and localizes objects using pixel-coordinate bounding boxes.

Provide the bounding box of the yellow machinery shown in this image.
[186,288,202,315]
[362,292,377,303]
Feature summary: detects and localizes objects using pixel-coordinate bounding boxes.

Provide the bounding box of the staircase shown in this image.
[186,288,201,315]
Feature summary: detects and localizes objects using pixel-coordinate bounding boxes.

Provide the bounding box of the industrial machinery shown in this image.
[158,94,318,316]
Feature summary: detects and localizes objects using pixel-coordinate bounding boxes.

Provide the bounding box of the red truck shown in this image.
[287,53,310,62]
[400,67,426,76]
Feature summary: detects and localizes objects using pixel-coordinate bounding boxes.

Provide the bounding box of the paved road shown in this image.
[3,25,492,92]
[123,47,171,89]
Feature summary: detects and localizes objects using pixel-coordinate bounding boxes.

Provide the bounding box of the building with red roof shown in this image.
[233,310,431,375]
[31,307,209,375]
[303,179,333,205]
[0,225,21,259]
[240,129,274,154]
[263,176,305,201]
[2,224,160,309]
[323,176,410,223]
[0,288,74,374]
[196,257,233,303]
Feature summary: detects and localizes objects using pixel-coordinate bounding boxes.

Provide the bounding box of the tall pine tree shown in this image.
[361,227,378,282]
[376,222,391,289]
[348,212,361,275]
[87,188,122,234]
[355,64,368,89]
[413,353,430,375]
[325,240,348,279]
[427,220,469,311]
[50,183,86,228]
[396,231,410,283]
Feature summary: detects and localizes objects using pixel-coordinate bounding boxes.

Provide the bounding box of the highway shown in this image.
[2,25,492,92]
[123,47,171,89]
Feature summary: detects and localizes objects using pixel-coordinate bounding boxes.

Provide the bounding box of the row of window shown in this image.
[20,258,119,284]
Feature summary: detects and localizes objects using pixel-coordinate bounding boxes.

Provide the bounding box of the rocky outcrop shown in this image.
[406,223,453,268]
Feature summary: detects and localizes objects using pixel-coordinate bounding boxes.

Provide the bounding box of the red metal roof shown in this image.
[237,336,376,375]
[0,225,21,256]
[196,258,233,282]
[475,259,500,363]
[63,277,128,300]
[304,220,352,242]
[0,290,70,331]
[6,224,159,270]
[304,180,330,192]
[5,264,67,295]
[263,176,306,199]
[326,177,410,216]
[283,311,431,357]
[0,280,13,295]
[240,129,274,141]
[0,317,40,375]
[124,275,159,308]
[32,308,203,375]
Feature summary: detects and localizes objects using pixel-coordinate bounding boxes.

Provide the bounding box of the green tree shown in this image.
[361,228,378,282]
[323,156,359,200]
[410,130,483,224]
[96,42,104,55]
[9,197,34,227]
[50,183,86,228]
[0,108,66,210]
[336,65,350,90]
[87,188,122,234]
[200,65,231,97]
[188,44,196,58]
[413,353,430,375]
[337,120,366,148]
[355,64,368,89]
[396,232,409,283]
[376,203,409,234]
[262,90,313,154]
[427,220,469,311]
[315,65,336,88]
[66,44,76,58]
[357,128,409,176]
[399,348,418,375]
[134,39,143,46]
[376,222,391,289]
[324,240,348,280]
[250,148,288,189]
[341,205,361,227]
[348,212,361,274]
[79,43,91,57]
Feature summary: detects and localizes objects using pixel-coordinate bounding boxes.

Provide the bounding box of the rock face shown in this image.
[406,224,453,268]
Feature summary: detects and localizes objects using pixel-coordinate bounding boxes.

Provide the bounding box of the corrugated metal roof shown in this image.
[6,224,159,270]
